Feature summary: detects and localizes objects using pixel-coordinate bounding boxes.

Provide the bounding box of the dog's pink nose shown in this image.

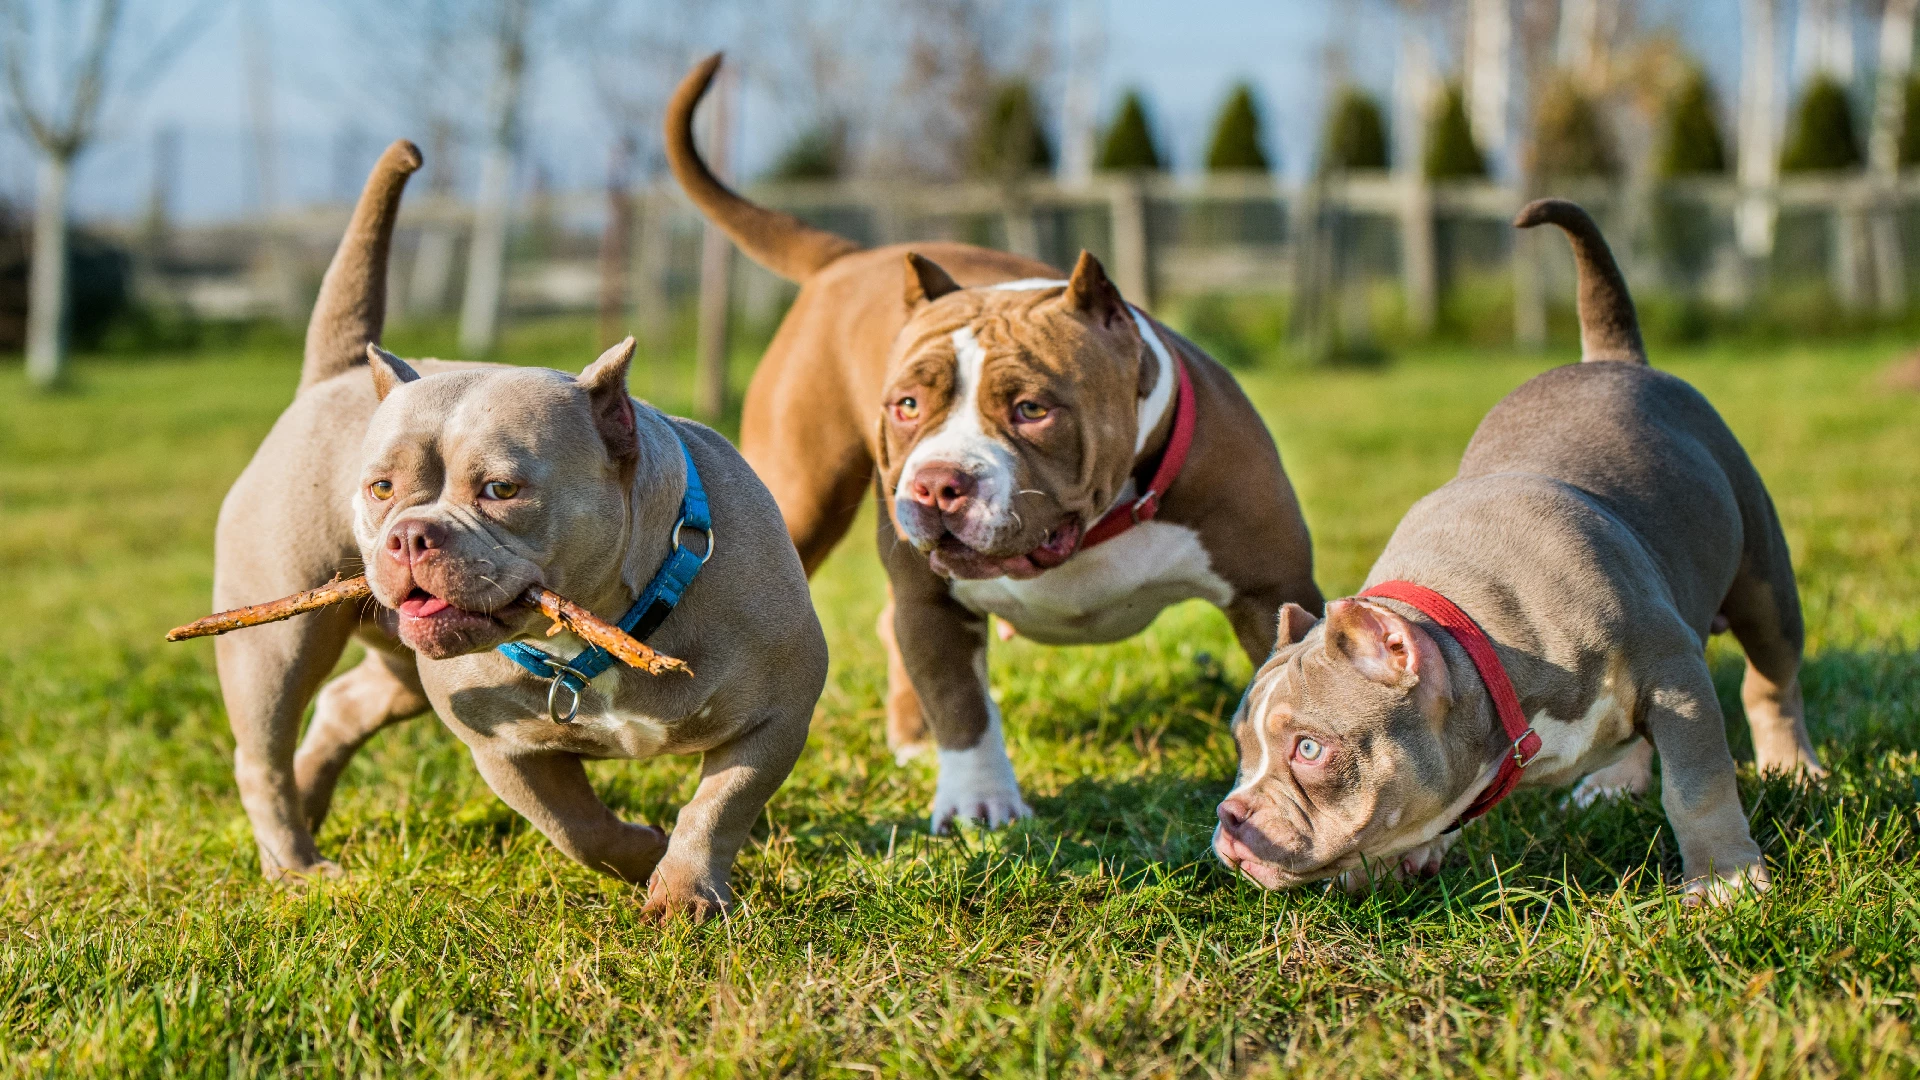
[385,519,447,564]
[1217,795,1252,831]
[908,465,975,513]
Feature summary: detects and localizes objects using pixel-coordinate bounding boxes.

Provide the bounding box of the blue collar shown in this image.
[498,433,711,722]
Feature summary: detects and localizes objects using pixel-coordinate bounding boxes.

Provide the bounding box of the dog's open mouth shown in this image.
[928,516,1081,580]
[396,587,505,656]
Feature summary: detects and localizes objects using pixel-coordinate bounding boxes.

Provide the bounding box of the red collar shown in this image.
[1080,332,1196,550]
[1358,580,1542,831]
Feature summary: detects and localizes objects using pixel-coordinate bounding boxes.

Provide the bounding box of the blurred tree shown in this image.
[1098,88,1164,171]
[769,123,849,180]
[972,79,1053,179]
[1319,86,1390,172]
[1900,77,1920,165]
[1424,83,1488,179]
[2,0,214,387]
[1781,75,1863,171]
[1531,74,1619,179]
[1656,66,1729,176]
[1205,82,1270,172]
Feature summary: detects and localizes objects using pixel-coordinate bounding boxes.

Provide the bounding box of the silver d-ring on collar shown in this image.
[544,659,594,724]
[673,516,716,564]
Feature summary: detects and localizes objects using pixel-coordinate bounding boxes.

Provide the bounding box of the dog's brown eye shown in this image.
[894,397,920,422]
[368,480,394,501]
[482,481,520,500]
[1014,400,1049,421]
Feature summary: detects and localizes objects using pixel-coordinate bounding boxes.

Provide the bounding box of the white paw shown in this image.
[929,709,1032,833]
[1682,861,1770,907]
[1398,833,1456,878]
[1569,748,1653,808]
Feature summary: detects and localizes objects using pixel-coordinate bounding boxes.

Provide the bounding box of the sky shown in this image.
[0,0,1784,225]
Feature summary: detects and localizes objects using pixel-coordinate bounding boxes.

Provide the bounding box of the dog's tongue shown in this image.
[400,593,450,618]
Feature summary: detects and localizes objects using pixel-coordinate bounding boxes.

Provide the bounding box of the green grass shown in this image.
[2,326,1918,1076]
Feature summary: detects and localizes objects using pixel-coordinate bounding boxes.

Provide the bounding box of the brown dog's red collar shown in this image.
[1080,341,1196,550]
[1358,579,1543,831]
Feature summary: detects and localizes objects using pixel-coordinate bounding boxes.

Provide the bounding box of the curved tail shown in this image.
[300,140,423,391]
[1513,198,1647,364]
[665,53,862,283]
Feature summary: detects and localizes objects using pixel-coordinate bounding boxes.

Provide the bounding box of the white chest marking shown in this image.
[1520,687,1638,789]
[950,520,1233,645]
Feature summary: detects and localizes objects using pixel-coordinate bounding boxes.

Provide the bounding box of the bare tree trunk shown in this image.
[1395,29,1438,337]
[1466,0,1511,158]
[26,154,73,388]
[1059,0,1105,185]
[633,187,674,380]
[597,142,635,349]
[1870,0,1917,313]
[1737,0,1781,265]
[694,64,734,421]
[459,0,531,356]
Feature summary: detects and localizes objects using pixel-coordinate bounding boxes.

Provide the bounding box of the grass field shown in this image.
[2,325,1918,1077]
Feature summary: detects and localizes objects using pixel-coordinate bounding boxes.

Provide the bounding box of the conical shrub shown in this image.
[1531,74,1619,180]
[1781,75,1862,172]
[973,80,1054,179]
[1656,67,1728,176]
[1319,86,1389,172]
[1898,76,1920,165]
[1098,89,1164,171]
[1424,83,1487,179]
[769,123,846,180]
[1206,83,1271,172]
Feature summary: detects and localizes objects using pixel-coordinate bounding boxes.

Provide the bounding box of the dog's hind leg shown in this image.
[215,604,359,880]
[1719,492,1823,779]
[294,641,429,833]
[1721,565,1823,780]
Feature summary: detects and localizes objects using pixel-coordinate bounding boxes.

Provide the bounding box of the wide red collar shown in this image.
[1080,320,1197,550]
[1358,580,1543,831]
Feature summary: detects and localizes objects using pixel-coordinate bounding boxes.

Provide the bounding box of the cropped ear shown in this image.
[1277,602,1319,648]
[904,252,962,307]
[1059,250,1127,328]
[367,344,420,401]
[578,336,639,462]
[1324,599,1447,698]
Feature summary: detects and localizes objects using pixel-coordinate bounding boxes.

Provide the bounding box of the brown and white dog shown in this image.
[209,141,825,917]
[1213,200,1823,903]
[666,56,1321,831]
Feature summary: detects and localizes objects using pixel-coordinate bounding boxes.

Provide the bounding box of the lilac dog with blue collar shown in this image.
[207,142,824,919]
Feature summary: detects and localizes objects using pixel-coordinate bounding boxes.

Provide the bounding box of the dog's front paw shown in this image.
[928,715,1032,833]
[263,858,343,887]
[1398,834,1456,878]
[642,867,731,924]
[930,783,1033,834]
[1570,741,1655,808]
[1682,860,1770,907]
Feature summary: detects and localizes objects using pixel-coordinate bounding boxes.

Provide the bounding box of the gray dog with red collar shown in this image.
[1214,200,1823,903]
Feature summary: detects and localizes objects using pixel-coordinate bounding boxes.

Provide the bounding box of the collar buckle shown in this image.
[1511,728,1540,768]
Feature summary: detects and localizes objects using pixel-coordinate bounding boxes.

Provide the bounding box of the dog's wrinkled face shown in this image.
[353,341,643,659]
[877,251,1167,580]
[1214,600,1499,888]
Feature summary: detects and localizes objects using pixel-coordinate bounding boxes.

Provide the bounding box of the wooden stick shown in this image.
[521,584,689,677]
[167,574,691,678]
[166,574,371,641]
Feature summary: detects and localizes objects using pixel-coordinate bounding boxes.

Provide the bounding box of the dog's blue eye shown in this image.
[1295,737,1324,762]
[482,481,520,500]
